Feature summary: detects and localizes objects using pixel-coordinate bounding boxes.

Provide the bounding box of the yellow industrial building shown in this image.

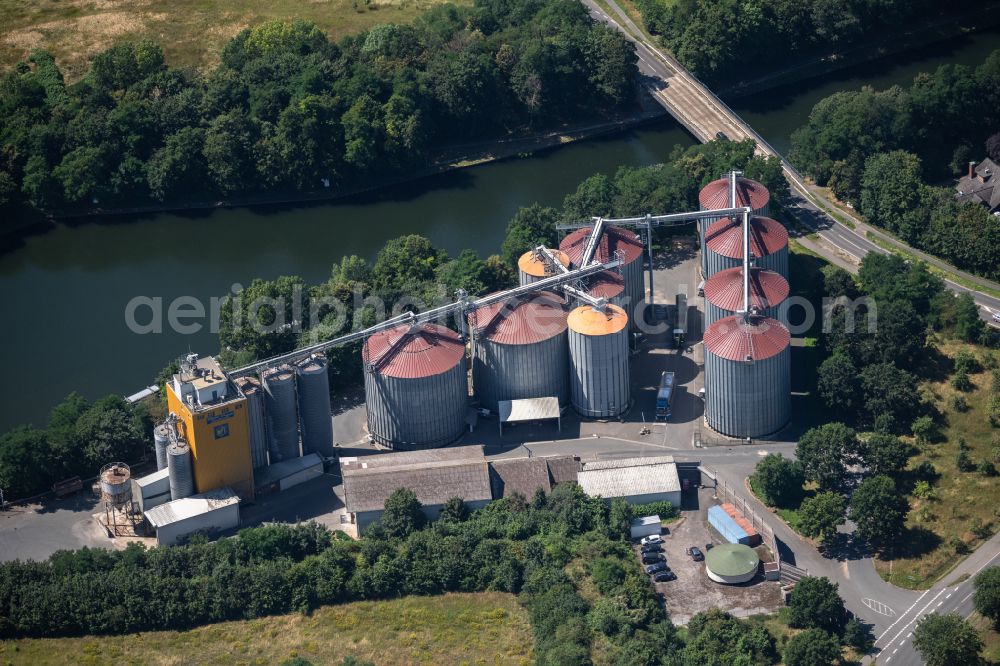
[165,355,255,500]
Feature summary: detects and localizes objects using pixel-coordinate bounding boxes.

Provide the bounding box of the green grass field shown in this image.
[0,0,467,81]
[0,592,533,666]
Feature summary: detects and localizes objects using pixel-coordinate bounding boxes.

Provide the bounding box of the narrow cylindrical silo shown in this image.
[704,267,790,326]
[699,176,770,274]
[580,270,626,307]
[518,249,570,285]
[234,376,270,469]
[363,324,468,449]
[561,226,645,326]
[704,216,789,280]
[567,304,630,418]
[704,315,791,438]
[153,424,171,471]
[262,365,299,462]
[469,291,569,412]
[295,356,334,458]
[167,440,194,500]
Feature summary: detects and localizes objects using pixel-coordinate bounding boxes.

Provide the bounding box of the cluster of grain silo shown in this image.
[518,248,569,285]
[704,313,790,438]
[153,424,171,471]
[698,174,770,274]
[233,376,270,470]
[561,225,645,324]
[578,270,625,307]
[263,365,300,462]
[167,439,194,500]
[363,323,469,449]
[703,266,789,326]
[703,215,788,280]
[567,304,631,418]
[295,356,335,458]
[468,291,570,412]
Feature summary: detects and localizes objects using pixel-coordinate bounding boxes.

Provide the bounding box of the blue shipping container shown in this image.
[708,505,750,545]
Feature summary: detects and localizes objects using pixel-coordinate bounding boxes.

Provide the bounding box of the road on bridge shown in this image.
[582,0,1000,325]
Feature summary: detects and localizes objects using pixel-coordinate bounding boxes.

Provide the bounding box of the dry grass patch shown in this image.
[0,592,533,666]
[0,0,469,80]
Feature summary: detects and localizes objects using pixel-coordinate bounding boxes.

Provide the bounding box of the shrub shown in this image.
[978,458,998,477]
[951,370,973,392]
[956,449,976,472]
[954,350,980,375]
[951,394,968,412]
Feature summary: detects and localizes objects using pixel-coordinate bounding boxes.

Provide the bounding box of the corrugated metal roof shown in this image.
[489,458,552,499]
[468,291,567,344]
[545,456,580,485]
[362,323,465,379]
[254,453,323,486]
[135,467,170,489]
[584,270,625,300]
[498,397,561,423]
[560,225,644,266]
[342,457,492,513]
[577,457,680,499]
[705,216,788,259]
[704,267,789,311]
[341,445,485,471]
[699,177,770,211]
[582,455,675,471]
[144,487,239,527]
[567,304,628,336]
[704,315,790,362]
[518,249,569,277]
[631,515,661,527]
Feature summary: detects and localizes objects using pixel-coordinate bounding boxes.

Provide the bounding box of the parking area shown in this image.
[636,487,784,625]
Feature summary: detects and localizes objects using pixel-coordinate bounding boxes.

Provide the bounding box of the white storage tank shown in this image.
[153,424,171,471]
[262,365,299,462]
[704,215,788,280]
[363,323,468,449]
[518,248,570,285]
[469,291,569,412]
[295,356,334,458]
[567,304,630,418]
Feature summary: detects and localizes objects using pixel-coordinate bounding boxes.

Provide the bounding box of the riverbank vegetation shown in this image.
[0,0,637,227]
[790,50,1000,281]
[750,247,1000,589]
[633,0,956,87]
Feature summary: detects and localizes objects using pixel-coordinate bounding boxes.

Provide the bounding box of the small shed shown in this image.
[498,397,561,435]
[254,453,323,495]
[132,467,170,513]
[630,515,662,540]
[144,487,240,546]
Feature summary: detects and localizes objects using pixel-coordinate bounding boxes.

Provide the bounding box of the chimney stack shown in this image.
[970,161,976,179]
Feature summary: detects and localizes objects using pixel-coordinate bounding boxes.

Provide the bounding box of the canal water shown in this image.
[1,27,997,431]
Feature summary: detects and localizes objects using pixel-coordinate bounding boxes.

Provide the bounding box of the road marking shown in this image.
[893,648,898,654]
[863,598,897,616]
[879,588,949,648]
[959,591,974,605]
[878,590,929,640]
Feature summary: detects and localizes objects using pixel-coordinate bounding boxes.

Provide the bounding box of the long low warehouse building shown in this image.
[576,456,681,507]
[144,487,241,546]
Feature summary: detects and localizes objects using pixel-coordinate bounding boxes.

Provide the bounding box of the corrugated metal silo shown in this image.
[704,267,789,326]
[704,315,791,438]
[262,365,300,462]
[363,323,468,449]
[698,176,770,274]
[518,249,570,285]
[295,356,334,458]
[580,270,626,307]
[234,376,269,469]
[167,440,195,500]
[567,304,630,418]
[561,226,645,326]
[153,424,170,471]
[469,291,569,412]
[704,216,788,280]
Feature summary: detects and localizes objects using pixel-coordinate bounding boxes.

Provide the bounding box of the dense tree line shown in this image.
[0,1,638,223]
[634,0,953,86]
[789,52,1000,279]
[0,394,149,500]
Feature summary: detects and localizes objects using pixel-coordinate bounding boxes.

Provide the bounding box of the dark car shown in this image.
[705,543,714,551]
[640,542,662,553]
[653,571,676,582]
[689,546,704,561]
[645,562,669,575]
[642,553,666,565]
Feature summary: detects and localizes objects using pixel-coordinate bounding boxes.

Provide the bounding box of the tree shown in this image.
[988,132,1000,162]
[796,423,857,491]
[954,293,986,343]
[817,350,858,414]
[850,475,909,550]
[974,566,1000,628]
[72,396,145,469]
[380,487,425,539]
[562,173,616,221]
[372,235,446,295]
[203,110,257,194]
[751,453,804,508]
[912,613,984,666]
[219,275,308,359]
[500,204,559,266]
[798,491,846,547]
[861,363,922,432]
[439,496,469,523]
[859,151,926,244]
[783,628,841,666]
[788,576,848,635]
[0,426,54,498]
[146,127,207,200]
[911,415,939,445]
[862,433,912,477]
[682,608,777,666]
[821,264,858,299]
[844,616,872,652]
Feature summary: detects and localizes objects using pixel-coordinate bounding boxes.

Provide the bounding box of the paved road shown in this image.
[872,534,1000,665]
[582,0,1000,325]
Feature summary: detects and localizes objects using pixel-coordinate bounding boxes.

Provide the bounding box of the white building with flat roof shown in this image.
[577,456,681,507]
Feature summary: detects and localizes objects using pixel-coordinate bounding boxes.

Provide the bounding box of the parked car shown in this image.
[640,534,662,545]
[645,562,669,575]
[642,553,666,565]
[640,542,662,553]
[705,543,714,551]
[689,546,704,561]
[653,571,677,582]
